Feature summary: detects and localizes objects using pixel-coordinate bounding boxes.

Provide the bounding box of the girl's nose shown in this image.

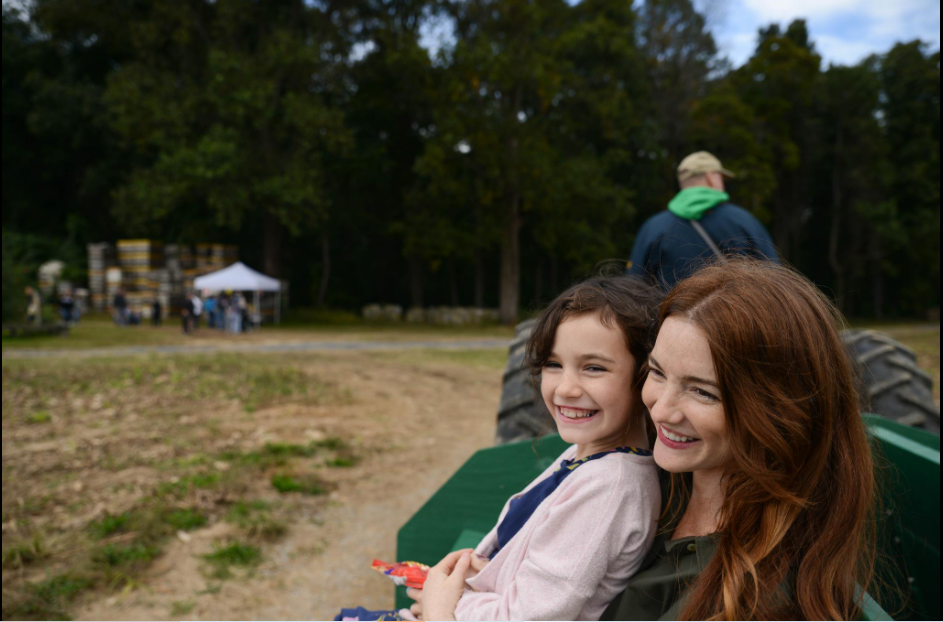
[556,372,583,398]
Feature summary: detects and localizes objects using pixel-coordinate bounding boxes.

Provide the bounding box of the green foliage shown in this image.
[2,2,940,319]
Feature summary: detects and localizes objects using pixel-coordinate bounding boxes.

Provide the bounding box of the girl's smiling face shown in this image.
[540,312,639,459]
[643,316,730,477]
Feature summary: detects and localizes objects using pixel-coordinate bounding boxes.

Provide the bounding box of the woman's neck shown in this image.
[672,467,726,539]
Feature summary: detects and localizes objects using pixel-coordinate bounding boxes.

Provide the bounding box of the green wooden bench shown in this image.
[397,415,940,619]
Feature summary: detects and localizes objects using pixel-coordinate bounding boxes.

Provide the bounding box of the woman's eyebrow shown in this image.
[681,374,719,388]
[648,356,719,387]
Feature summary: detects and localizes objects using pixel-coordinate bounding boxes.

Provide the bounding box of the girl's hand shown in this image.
[466,552,489,580]
[417,549,473,621]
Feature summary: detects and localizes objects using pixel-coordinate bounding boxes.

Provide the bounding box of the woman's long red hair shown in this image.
[663,260,878,620]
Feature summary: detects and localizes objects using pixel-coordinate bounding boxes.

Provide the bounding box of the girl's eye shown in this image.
[648,368,665,379]
[585,365,607,373]
[544,361,562,369]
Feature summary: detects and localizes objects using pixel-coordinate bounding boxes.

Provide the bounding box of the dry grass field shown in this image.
[2,347,506,620]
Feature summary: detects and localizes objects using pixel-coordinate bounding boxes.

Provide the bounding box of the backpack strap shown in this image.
[689,219,727,263]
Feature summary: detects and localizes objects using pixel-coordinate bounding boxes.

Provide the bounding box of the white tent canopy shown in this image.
[193,262,282,325]
[193,261,280,292]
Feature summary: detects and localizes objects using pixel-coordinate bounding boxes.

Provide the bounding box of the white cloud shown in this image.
[716,0,939,66]
[740,0,861,23]
[814,35,882,65]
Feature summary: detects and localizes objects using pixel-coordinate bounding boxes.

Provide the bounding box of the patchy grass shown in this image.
[156,472,221,498]
[2,532,48,569]
[326,456,358,468]
[225,500,287,541]
[170,599,197,616]
[92,542,161,570]
[163,508,208,531]
[0,347,481,620]
[2,573,95,620]
[270,473,326,496]
[2,354,336,415]
[201,541,262,579]
[89,513,131,539]
[26,410,52,424]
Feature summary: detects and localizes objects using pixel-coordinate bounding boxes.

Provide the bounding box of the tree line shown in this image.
[3,0,939,323]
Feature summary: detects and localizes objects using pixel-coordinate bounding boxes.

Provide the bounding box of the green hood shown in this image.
[667,187,729,220]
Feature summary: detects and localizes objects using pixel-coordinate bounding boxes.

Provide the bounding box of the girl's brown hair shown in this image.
[662,259,877,620]
[525,276,664,425]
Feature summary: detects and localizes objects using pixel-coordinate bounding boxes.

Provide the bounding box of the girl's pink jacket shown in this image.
[455,444,660,621]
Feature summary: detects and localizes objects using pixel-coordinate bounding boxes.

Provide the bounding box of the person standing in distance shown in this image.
[626,151,779,289]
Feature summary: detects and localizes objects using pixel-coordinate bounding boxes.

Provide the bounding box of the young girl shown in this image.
[411,276,663,621]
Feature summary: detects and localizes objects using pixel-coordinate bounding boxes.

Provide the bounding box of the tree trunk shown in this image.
[407,254,423,308]
[448,258,459,306]
[534,263,543,305]
[315,230,331,308]
[263,212,283,278]
[499,85,524,325]
[828,122,845,311]
[550,254,558,294]
[499,195,521,325]
[474,250,484,308]
[872,236,884,319]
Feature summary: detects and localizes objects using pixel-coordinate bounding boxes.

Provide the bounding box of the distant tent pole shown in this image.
[275,288,281,325]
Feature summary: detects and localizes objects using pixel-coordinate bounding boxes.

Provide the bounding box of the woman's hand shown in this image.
[412,549,473,621]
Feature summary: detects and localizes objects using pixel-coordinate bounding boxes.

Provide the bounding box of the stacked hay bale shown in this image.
[87,241,238,317]
[116,240,163,318]
[87,243,115,311]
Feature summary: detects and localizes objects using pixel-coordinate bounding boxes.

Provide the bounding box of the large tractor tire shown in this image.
[842,329,940,434]
[494,319,557,445]
[495,324,940,444]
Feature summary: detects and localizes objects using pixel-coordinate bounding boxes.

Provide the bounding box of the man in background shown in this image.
[626,151,779,289]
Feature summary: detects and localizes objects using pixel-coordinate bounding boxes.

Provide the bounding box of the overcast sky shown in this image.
[420,0,941,68]
[705,0,941,66]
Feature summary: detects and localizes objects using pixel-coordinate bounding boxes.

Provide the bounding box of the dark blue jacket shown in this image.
[626,203,779,290]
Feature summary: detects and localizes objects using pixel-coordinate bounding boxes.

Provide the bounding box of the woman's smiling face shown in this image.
[643,316,730,477]
[540,312,638,459]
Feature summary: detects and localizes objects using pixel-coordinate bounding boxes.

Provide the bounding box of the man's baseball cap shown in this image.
[677,151,735,181]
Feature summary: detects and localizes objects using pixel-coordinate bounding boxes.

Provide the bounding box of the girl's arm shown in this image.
[421,550,473,621]
[454,464,654,621]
